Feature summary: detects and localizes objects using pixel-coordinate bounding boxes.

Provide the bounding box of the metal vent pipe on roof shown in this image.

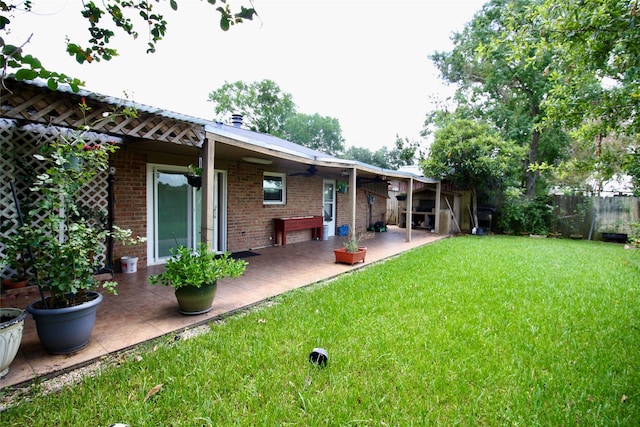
[231,113,243,127]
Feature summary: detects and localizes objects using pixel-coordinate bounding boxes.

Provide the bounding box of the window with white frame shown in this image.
[263,172,286,205]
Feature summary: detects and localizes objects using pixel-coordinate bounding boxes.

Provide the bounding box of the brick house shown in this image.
[0,80,440,275]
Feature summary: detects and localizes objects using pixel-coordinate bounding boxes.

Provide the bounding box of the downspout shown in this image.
[201,137,215,247]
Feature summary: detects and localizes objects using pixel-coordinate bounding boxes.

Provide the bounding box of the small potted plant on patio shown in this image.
[334,230,367,265]
[1,231,31,289]
[149,243,247,315]
[113,225,147,273]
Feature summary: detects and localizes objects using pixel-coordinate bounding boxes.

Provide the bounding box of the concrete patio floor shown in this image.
[0,226,447,390]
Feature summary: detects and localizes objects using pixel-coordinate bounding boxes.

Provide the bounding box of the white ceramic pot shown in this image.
[0,308,27,377]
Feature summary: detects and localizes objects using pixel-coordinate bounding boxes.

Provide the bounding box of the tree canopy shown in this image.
[283,113,345,157]
[527,0,640,137]
[1,0,255,90]
[208,79,296,138]
[421,118,525,225]
[429,0,565,197]
[343,135,422,170]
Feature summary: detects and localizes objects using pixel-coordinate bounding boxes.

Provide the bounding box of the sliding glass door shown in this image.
[147,164,226,265]
[155,169,199,259]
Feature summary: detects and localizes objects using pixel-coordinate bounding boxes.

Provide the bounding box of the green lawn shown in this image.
[3,236,640,425]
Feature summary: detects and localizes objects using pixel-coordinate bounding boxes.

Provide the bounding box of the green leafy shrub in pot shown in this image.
[149,243,247,288]
[1,103,143,309]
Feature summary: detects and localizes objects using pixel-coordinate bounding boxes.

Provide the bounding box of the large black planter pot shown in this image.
[27,292,103,354]
[602,232,628,243]
[174,282,217,315]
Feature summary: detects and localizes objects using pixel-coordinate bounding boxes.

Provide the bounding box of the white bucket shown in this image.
[121,256,138,274]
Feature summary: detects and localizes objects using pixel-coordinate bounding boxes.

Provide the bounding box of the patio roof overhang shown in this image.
[204,125,437,186]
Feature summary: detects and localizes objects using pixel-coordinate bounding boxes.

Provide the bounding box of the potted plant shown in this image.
[396,193,407,201]
[112,225,147,273]
[149,243,247,315]
[1,231,31,289]
[336,181,348,193]
[2,105,142,354]
[184,164,202,189]
[0,307,28,378]
[334,231,367,265]
[601,221,629,243]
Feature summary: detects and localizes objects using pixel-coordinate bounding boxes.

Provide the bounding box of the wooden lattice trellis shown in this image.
[0,120,112,279]
[1,79,209,280]
[1,80,205,146]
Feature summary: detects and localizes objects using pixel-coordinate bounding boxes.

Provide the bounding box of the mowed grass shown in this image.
[3,236,640,425]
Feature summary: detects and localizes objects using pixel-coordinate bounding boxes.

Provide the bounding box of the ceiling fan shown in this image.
[289,165,320,177]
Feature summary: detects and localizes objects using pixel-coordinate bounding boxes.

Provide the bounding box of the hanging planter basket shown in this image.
[185,175,202,189]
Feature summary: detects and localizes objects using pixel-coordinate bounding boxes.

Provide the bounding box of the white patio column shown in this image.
[349,167,357,234]
[201,138,215,247]
[406,178,413,242]
[434,180,441,234]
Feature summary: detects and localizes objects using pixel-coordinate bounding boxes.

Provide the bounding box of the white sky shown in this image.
[8,0,485,151]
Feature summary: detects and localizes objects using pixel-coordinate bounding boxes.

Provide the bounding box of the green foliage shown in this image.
[208,79,357,158]
[530,0,640,137]
[629,220,640,248]
[421,118,525,193]
[0,0,255,91]
[341,135,421,170]
[624,146,640,196]
[149,243,247,288]
[500,195,552,235]
[0,102,143,307]
[4,237,640,424]
[208,79,296,137]
[283,112,345,156]
[429,0,564,196]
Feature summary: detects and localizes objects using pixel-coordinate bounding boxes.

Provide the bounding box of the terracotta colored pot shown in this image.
[334,247,367,265]
[2,278,29,290]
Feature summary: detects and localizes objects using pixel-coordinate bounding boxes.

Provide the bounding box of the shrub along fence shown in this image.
[549,195,638,239]
[497,195,639,240]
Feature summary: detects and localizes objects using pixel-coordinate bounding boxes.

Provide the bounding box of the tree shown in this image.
[497,0,640,194]
[341,136,421,170]
[343,146,394,169]
[208,79,296,138]
[528,0,640,137]
[388,135,423,169]
[421,118,525,227]
[1,0,255,90]
[429,0,566,197]
[283,113,345,157]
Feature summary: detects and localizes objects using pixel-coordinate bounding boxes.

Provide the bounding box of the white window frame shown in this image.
[146,163,199,265]
[263,172,286,205]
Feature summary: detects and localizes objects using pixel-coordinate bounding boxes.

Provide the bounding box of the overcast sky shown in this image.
[9,0,486,151]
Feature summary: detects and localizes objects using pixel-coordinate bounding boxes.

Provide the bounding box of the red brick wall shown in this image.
[226,163,324,250]
[111,149,148,267]
[335,189,387,235]
[109,152,389,262]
